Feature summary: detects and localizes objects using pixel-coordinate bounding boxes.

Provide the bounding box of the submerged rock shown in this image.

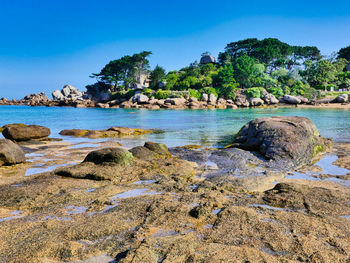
[0,139,25,166]
[2,124,50,141]
[232,116,331,167]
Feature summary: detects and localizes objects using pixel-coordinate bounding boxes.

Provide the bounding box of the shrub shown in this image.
[268,87,284,98]
[123,89,136,100]
[216,83,238,100]
[142,88,153,97]
[246,87,266,99]
[188,89,201,100]
[154,89,170,99]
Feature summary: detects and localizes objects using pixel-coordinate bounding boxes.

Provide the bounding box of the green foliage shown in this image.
[91,51,152,91]
[246,87,260,98]
[338,45,350,61]
[188,89,201,100]
[142,88,153,97]
[149,65,166,89]
[231,55,264,88]
[246,87,264,99]
[154,89,169,99]
[268,87,284,98]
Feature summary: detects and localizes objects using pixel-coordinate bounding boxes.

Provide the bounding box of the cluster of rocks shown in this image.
[0,123,52,167]
[92,91,313,110]
[52,85,86,101]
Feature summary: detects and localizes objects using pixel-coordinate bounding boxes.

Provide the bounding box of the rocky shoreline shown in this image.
[0,117,349,262]
[1,85,350,110]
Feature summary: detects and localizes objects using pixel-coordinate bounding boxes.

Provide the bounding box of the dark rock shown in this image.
[144,142,171,156]
[2,124,50,141]
[129,146,157,160]
[0,139,25,166]
[232,116,331,167]
[83,147,134,166]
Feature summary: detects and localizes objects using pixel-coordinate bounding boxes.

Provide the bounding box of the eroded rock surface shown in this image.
[2,123,51,141]
[59,127,161,138]
[0,139,25,166]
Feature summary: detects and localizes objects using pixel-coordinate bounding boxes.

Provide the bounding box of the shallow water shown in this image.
[1,106,350,147]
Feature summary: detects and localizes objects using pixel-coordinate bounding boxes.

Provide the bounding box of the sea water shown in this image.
[0,105,350,147]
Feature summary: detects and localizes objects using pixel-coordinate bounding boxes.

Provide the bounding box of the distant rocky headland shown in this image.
[2,38,350,110]
[0,84,350,109]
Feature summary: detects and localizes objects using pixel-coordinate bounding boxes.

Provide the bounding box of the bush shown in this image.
[123,89,136,100]
[268,87,284,98]
[216,83,238,100]
[142,88,153,97]
[188,89,201,100]
[154,90,170,99]
[246,87,266,99]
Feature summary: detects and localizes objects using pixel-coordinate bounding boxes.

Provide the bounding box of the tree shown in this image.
[213,64,239,99]
[338,45,350,61]
[149,65,166,89]
[91,51,152,91]
[302,59,337,91]
[231,55,265,88]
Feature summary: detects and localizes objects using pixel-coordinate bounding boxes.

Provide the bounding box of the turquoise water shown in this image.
[0,105,350,147]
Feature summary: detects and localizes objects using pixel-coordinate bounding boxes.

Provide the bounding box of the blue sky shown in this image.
[1,0,350,99]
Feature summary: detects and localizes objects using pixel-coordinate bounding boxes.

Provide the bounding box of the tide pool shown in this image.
[0,105,349,147]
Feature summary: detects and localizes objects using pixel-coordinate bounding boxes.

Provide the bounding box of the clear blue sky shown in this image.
[1,0,350,99]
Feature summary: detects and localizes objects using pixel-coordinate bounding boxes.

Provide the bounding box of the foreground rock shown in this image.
[232,116,331,168]
[2,124,51,141]
[0,139,25,166]
[55,142,191,181]
[59,127,161,138]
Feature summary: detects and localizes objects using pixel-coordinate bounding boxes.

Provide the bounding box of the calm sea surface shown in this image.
[0,105,349,147]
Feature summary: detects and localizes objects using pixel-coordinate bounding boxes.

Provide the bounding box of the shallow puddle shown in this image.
[249,204,288,211]
[110,188,161,199]
[0,210,24,222]
[133,180,157,185]
[152,229,179,238]
[25,163,76,176]
[66,205,87,215]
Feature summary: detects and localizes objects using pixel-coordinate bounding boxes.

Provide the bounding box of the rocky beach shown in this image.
[0,116,349,263]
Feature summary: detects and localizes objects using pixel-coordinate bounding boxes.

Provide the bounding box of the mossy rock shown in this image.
[144,142,171,156]
[83,147,134,166]
[129,146,157,160]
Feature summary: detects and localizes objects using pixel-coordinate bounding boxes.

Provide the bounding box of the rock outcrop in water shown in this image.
[0,139,25,166]
[232,116,332,168]
[59,127,162,138]
[2,123,51,141]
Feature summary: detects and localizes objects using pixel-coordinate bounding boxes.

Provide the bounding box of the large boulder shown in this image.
[235,95,250,107]
[264,94,279,105]
[208,94,217,104]
[335,94,348,103]
[83,147,134,166]
[283,95,301,104]
[132,93,149,104]
[52,85,85,101]
[2,124,50,141]
[165,98,186,106]
[232,116,331,167]
[250,98,264,106]
[52,90,65,100]
[201,93,208,102]
[0,139,25,166]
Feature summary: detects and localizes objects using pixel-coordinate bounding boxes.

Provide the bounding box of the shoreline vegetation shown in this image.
[2,38,350,110]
